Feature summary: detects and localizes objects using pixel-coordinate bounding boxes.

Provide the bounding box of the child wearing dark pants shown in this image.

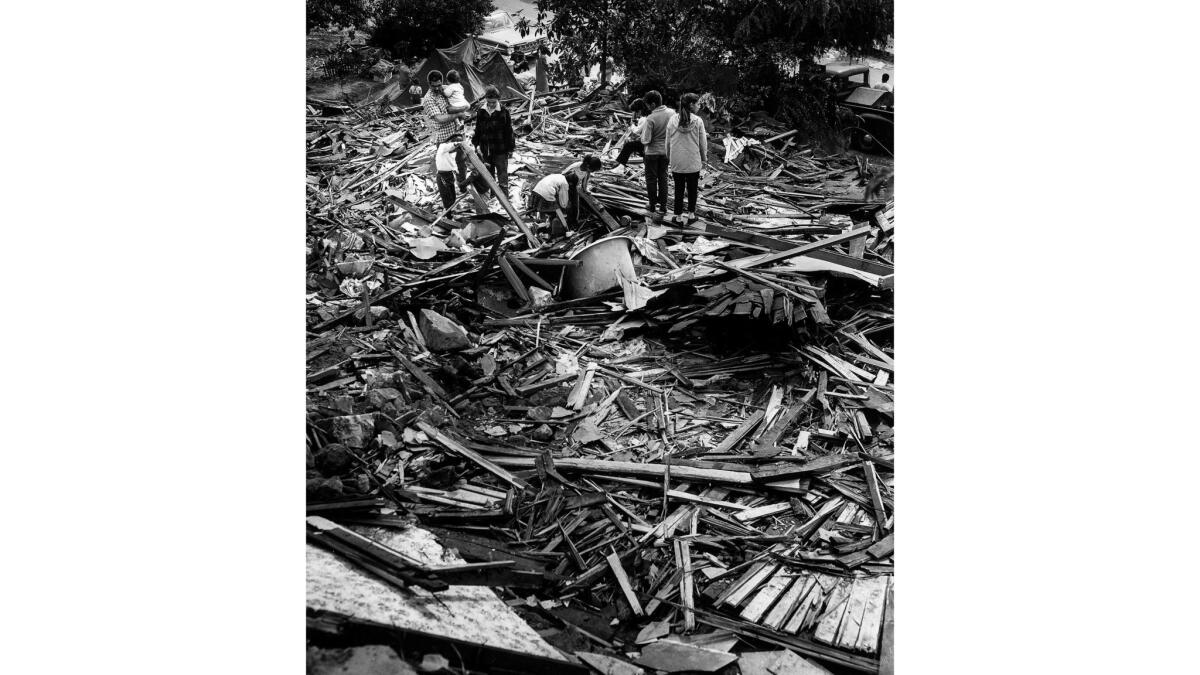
[527,172,578,238]
[672,172,699,220]
[665,92,708,224]
[643,156,669,216]
[639,90,675,220]
[615,99,649,167]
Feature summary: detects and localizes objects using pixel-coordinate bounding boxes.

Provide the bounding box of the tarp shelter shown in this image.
[413,37,523,104]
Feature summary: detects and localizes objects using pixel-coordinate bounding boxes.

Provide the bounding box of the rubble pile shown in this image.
[307,86,895,674]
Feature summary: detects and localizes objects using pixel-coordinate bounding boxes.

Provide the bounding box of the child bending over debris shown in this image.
[562,154,603,194]
[561,154,603,226]
[442,70,471,114]
[527,171,579,238]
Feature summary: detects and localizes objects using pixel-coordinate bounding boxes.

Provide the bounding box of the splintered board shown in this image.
[726,567,894,657]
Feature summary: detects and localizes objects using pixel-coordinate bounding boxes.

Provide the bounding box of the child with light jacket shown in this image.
[665,92,708,224]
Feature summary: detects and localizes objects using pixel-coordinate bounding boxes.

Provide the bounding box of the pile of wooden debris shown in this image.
[307,86,895,674]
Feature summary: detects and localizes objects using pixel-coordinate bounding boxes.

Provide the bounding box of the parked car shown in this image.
[824,64,893,154]
[475,11,546,57]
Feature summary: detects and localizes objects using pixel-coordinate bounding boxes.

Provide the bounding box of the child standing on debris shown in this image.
[434,134,465,209]
[442,70,471,114]
[435,133,490,212]
[471,85,515,197]
[613,99,649,173]
[665,92,708,224]
[639,90,675,222]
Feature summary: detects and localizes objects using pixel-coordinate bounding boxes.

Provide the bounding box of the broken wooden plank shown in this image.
[708,409,765,455]
[579,189,621,232]
[852,575,890,655]
[732,502,791,524]
[487,457,754,485]
[566,362,598,410]
[507,254,556,292]
[878,581,895,675]
[416,421,530,490]
[834,578,872,650]
[862,460,888,528]
[733,227,874,271]
[865,532,894,559]
[721,561,780,608]
[458,141,537,247]
[812,578,854,646]
[676,539,696,631]
[740,567,795,623]
[750,454,861,482]
[497,254,532,303]
[762,569,811,631]
[606,552,644,616]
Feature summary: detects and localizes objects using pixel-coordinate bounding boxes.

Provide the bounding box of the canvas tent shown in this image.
[412,37,523,104]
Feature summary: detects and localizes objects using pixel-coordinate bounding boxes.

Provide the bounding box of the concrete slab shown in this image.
[306,524,563,660]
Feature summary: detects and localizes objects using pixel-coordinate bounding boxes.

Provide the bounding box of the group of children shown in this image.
[612,89,708,225]
[427,68,709,237]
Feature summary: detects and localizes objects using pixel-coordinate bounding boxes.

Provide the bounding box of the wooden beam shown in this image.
[699,221,894,276]
[862,460,888,527]
[579,189,621,232]
[750,454,861,482]
[707,409,765,455]
[866,532,894,559]
[416,422,530,490]
[878,581,895,674]
[458,141,537,247]
[713,260,815,305]
[606,552,645,616]
[496,254,531,303]
[733,227,873,271]
[506,254,556,291]
[676,539,696,630]
[488,456,754,485]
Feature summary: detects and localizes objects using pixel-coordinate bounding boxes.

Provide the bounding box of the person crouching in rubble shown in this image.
[527,171,579,239]
[562,154,603,194]
[560,154,602,226]
[665,92,707,224]
[471,85,515,199]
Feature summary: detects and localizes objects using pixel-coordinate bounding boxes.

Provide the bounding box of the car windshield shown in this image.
[483,14,512,32]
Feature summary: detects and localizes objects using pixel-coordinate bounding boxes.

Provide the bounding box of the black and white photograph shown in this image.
[305,2,894,673]
[12,2,1200,674]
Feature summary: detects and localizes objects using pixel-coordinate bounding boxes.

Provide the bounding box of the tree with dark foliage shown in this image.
[369,0,494,59]
[307,0,371,32]
[535,0,892,142]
